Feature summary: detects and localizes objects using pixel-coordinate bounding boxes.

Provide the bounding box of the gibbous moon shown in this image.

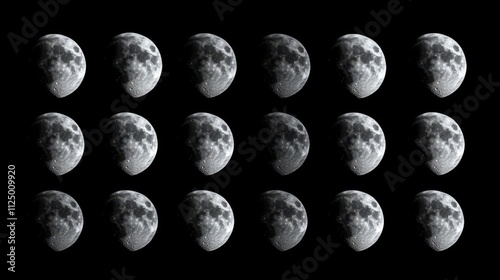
[331,34,386,98]
[106,112,158,175]
[412,190,464,251]
[333,112,386,175]
[257,190,308,251]
[180,112,234,175]
[182,33,237,98]
[32,112,84,176]
[258,33,311,98]
[104,190,158,251]
[179,190,234,251]
[411,112,465,175]
[31,190,84,251]
[411,33,467,98]
[107,32,162,98]
[261,112,310,175]
[330,190,384,251]
[31,34,86,98]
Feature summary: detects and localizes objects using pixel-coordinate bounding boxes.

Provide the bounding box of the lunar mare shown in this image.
[257,190,308,251]
[412,190,464,251]
[412,112,465,175]
[258,34,310,98]
[412,33,467,98]
[183,33,237,98]
[107,32,162,98]
[31,190,84,251]
[331,34,386,98]
[32,112,84,176]
[331,190,384,251]
[104,190,158,251]
[32,34,86,98]
[333,112,386,175]
[106,112,158,175]
[180,190,234,251]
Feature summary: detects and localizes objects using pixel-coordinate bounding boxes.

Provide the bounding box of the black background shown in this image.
[4,0,498,279]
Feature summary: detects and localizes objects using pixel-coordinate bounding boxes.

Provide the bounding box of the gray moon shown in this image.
[107,32,162,98]
[183,33,237,98]
[32,34,86,98]
[32,112,84,176]
[412,190,464,251]
[412,112,465,175]
[32,190,84,251]
[257,190,308,251]
[105,190,158,251]
[180,112,234,175]
[331,34,386,98]
[261,112,310,175]
[333,112,386,175]
[258,34,310,98]
[331,190,384,251]
[179,190,234,251]
[106,112,158,175]
[412,33,467,98]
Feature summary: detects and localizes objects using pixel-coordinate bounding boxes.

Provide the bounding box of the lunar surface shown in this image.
[330,190,384,251]
[261,112,310,175]
[107,32,162,98]
[331,34,386,98]
[179,190,234,251]
[412,190,464,251]
[31,34,86,98]
[182,33,237,98]
[32,112,84,176]
[333,112,386,175]
[257,190,308,251]
[258,34,310,98]
[411,33,467,98]
[412,112,465,175]
[106,112,158,175]
[31,190,84,251]
[104,190,158,251]
[180,112,234,175]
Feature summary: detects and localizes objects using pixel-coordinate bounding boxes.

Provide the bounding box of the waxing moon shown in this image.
[331,34,386,98]
[31,112,84,176]
[107,32,162,98]
[182,33,237,98]
[411,33,467,98]
[31,34,86,98]
[258,33,311,98]
[333,112,386,175]
[411,112,465,175]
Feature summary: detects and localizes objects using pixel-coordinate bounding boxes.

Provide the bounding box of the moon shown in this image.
[411,33,467,98]
[106,112,158,175]
[179,190,234,251]
[258,33,311,98]
[411,112,465,175]
[31,190,84,251]
[257,190,308,251]
[261,112,310,175]
[412,190,464,251]
[104,190,158,251]
[332,112,386,175]
[31,112,84,176]
[31,34,86,98]
[180,112,234,175]
[182,33,237,98]
[330,190,384,251]
[107,32,162,98]
[331,34,386,98]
